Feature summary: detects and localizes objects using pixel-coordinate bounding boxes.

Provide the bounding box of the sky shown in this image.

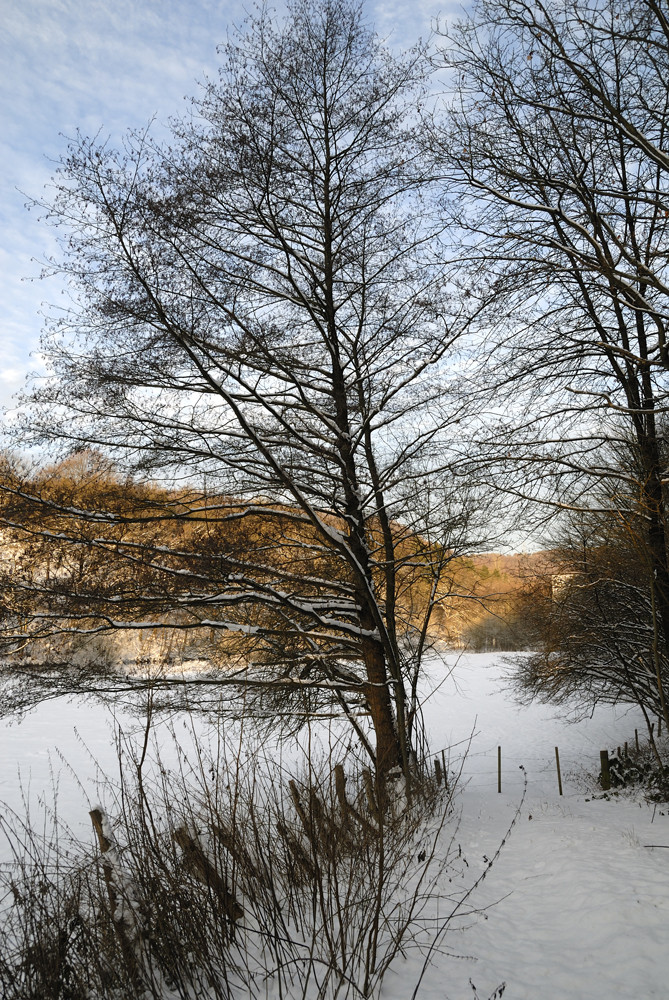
[0,0,461,418]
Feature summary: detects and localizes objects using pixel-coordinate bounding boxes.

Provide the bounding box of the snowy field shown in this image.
[419,654,669,1000]
[2,651,669,999]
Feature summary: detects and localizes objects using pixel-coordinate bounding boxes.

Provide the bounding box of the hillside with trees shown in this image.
[0,451,539,710]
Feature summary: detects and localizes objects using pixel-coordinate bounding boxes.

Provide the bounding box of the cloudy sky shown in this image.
[0,0,460,417]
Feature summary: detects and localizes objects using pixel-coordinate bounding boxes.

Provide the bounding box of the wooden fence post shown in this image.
[555,746,563,796]
[334,763,349,822]
[174,827,243,922]
[434,757,442,786]
[362,768,378,818]
[600,750,611,791]
[497,746,502,793]
[90,809,142,983]
[635,729,640,752]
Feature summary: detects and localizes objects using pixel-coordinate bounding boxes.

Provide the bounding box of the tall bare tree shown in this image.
[2,0,487,777]
[431,0,669,724]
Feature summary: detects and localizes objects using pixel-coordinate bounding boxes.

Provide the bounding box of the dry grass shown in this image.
[0,725,479,1000]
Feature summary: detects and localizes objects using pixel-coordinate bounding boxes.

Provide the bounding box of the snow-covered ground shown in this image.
[2,652,668,999]
[416,653,669,1000]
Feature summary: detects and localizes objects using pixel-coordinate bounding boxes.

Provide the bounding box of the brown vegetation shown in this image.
[0,453,551,669]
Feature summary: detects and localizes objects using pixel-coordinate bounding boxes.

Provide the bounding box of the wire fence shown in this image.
[426,727,665,793]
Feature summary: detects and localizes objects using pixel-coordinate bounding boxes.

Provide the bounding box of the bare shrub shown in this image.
[0,728,488,1000]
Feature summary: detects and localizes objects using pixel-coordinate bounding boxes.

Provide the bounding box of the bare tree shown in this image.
[2,0,487,778]
[431,0,669,724]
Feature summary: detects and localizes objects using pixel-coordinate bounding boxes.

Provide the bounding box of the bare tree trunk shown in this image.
[360,632,401,776]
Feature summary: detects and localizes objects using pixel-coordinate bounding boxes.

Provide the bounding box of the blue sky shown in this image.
[0,0,460,417]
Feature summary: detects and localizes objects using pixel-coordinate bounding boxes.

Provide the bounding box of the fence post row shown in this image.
[449,740,646,795]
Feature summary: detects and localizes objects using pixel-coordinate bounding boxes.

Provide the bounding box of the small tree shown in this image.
[513,444,669,735]
[3,0,486,777]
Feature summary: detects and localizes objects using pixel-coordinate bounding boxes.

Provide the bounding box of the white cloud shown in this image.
[1,0,252,421]
[372,0,465,47]
[0,0,455,424]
